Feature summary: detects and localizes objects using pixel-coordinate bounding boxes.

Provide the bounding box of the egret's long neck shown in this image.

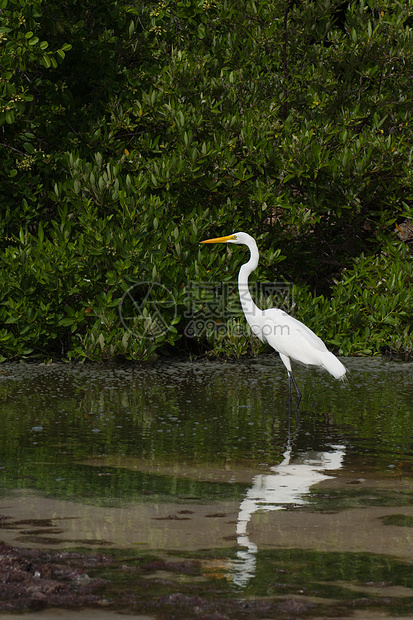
[238,240,262,320]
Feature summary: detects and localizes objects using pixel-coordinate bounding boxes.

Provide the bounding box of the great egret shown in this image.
[200,232,346,402]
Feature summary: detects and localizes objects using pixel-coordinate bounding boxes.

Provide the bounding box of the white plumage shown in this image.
[201,231,346,401]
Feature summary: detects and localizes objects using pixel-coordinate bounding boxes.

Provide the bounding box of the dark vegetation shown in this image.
[1,0,412,361]
[1,540,413,617]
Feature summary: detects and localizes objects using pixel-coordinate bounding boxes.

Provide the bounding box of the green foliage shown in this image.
[0,199,193,361]
[294,240,413,357]
[205,319,264,359]
[0,0,412,360]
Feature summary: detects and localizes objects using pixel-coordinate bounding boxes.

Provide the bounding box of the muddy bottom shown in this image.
[0,614,154,620]
[1,468,413,619]
[0,613,154,620]
[1,538,412,620]
[0,611,404,620]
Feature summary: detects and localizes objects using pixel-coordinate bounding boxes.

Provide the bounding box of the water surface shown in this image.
[0,356,412,617]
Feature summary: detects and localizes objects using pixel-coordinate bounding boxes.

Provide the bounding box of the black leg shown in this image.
[287,372,301,426]
[287,371,302,406]
[287,372,292,404]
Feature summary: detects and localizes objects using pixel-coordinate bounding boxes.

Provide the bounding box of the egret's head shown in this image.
[200,232,252,245]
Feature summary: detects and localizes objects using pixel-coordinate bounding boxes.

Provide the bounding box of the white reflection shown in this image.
[230,442,346,587]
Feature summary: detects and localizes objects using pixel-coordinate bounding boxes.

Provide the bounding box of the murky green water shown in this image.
[0,356,412,618]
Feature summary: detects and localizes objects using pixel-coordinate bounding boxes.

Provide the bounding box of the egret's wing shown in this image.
[263,309,328,353]
[283,312,328,352]
[262,309,345,379]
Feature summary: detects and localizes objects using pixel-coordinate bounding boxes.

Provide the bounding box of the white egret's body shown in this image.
[201,232,346,401]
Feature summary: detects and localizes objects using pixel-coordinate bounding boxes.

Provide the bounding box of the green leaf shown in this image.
[42,54,51,68]
[5,316,19,324]
[58,318,77,327]
[24,142,34,154]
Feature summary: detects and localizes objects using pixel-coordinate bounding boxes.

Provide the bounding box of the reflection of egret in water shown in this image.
[230,441,346,588]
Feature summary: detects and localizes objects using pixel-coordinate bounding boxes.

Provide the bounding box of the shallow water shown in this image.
[0,356,412,618]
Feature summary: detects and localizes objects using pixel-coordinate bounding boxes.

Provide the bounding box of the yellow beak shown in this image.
[200,234,236,244]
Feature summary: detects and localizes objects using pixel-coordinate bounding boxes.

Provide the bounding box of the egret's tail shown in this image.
[322,351,346,381]
[339,372,348,384]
